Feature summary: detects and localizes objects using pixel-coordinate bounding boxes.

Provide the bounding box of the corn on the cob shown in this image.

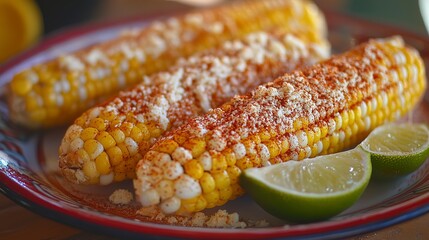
[134,37,426,215]
[7,0,326,129]
[59,30,330,185]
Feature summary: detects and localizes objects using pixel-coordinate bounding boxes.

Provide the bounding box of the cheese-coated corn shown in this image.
[7,0,326,129]
[134,37,426,215]
[59,30,330,185]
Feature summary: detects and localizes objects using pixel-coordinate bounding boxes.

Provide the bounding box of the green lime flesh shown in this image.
[360,123,429,178]
[240,148,371,223]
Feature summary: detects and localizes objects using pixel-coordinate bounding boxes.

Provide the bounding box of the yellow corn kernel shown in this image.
[211,153,227,171]
[349,109,355,125]
[330,132,340,148]
[341,111,349,129]
[117,143,130,159]
[226,165,241,184]
[136,123,151,141]
[313,127,321,143]
[83,161,100,179]
[194,195,208,212]
[293,118,303,130]
[224,149,236,167]
[89,117,107,131]
[306,130,314,147]
[259,130,271,141]
[10,72,33,96]
[77,149,90,163]
[184,160,204,179]
[155,139,179,154]
[147,123,162,138]
[80,127,99,141]
[95,152,111,175]
[83,139,103,160]
[320,123,329,138]
[280,138,289,154]
[321,137,330,152]
[219,186,233,202]
[265,140,280,158]
[120,122,134,136]
[130,126,144,143]
[96,131,116,149]
[298,148,307,160]
[212,170,231,190]
[182,138,206,158]
[106,146,123,166]
[203,190,220,209]
[110,129,125,144]
[200,172,216,193]
[236,157,254,170]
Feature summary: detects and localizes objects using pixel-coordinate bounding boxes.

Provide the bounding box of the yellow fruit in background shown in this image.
[0,0,42,62]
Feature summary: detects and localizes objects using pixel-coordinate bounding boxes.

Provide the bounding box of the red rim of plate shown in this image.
[1,9,429,239]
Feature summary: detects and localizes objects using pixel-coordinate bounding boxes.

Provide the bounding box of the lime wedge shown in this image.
[360,123,429,178]
[240,148,371,222]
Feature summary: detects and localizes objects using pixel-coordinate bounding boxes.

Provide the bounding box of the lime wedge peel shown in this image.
[240,148,371,223]
[360,123,429,178]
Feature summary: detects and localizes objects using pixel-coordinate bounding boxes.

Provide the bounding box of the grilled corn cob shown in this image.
[7,0,326,129]
[134,37,426,215]
[59,30,330,185]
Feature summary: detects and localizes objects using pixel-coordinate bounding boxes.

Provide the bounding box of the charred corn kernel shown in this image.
[8,0,328,129]
[135,37,426,214]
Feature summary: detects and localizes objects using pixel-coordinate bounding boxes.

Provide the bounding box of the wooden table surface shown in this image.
[1,1,429,239]
[1,192,429,240]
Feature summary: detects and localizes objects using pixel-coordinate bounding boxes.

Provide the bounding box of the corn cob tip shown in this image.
[134,36,426,215]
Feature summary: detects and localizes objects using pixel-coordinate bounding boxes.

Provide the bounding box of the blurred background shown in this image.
[0,0,427,63]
